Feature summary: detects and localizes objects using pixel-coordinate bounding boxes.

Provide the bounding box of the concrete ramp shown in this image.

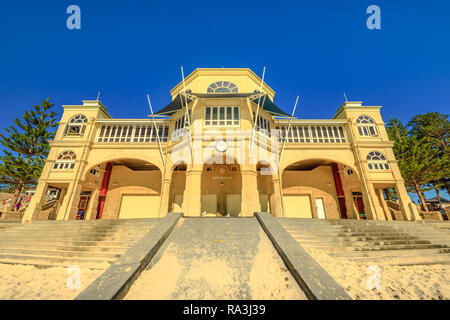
[125,217,307,300]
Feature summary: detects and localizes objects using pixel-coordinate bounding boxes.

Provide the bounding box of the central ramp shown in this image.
[125,217,306,300]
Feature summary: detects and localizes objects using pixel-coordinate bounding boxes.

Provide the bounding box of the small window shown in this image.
[64,114,87,136]
[207,81,238,93]
[367,151,389,170]
[53,150,76,170]
[356,115,378,137]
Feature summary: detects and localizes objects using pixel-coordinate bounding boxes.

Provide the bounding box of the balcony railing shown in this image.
[96,121,169,143]
[275,122,348,143]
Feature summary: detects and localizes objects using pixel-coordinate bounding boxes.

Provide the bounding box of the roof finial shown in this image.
[343,92,348,102]
[97,91,101,101]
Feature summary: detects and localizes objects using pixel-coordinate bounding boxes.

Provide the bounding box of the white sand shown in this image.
[305,248,450,300]
[0,263,104,300]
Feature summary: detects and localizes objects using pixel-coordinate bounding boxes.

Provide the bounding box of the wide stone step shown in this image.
[0,248,123,259]
[328,247,450,258]
[302,243,447,252]
[335,253,450,266]
[297,238,434,247]
[290,235,419,241]
[2,229,152,238]
[0,253,112,269]
[0,243,130,253]
[0,234,148,242]
[0,238,134,247]
[287,230,412,237]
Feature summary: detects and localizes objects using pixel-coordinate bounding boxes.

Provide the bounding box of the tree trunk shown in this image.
[435,188,441,198]
[414,183,428,212]
[9,182,23,212]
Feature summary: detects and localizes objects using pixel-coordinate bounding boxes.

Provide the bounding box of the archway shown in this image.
[168,162,187,213]
[201,157,242,217]
[256,162,275,213]
[282,159,361,219]
[79,158,162,219]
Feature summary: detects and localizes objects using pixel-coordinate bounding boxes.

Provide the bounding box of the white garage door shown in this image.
[119,194,160,219]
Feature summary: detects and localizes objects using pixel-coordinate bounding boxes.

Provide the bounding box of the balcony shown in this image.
[95,120,170,143]
[274,120,348,144]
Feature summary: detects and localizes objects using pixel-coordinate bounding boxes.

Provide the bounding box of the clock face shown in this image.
[215,141,228,152]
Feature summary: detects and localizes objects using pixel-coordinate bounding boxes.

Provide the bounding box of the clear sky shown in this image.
[0,0,449,200]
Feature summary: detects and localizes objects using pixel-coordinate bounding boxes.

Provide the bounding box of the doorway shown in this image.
[315,197,326,219]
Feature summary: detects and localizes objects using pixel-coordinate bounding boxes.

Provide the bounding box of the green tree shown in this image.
[408,112,450,196]
[0,98,57,210]
[387,118,445,211]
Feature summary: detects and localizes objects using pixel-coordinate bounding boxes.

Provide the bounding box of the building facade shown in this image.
[23,68,421,222]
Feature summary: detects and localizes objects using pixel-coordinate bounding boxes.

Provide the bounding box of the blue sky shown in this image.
[0,0,449,201]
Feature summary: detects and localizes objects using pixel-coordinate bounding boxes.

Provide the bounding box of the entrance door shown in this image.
[354,196,366,220]
[226,194,241,217]
[315,198,326,219]
[119,194,160,219]
[201,194,217,214]
[284,195,313,218]
[173,194,183,212]
[77,196,90,220]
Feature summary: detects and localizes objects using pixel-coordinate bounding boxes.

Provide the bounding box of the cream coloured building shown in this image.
[23,68,421,222]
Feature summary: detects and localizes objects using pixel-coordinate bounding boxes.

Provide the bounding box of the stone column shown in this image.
[394,181,422,221]
[22,181,49,222]
[241,169,260,217]
[183,169,202,216]
[377,188,392,220]
[56,179,83,220]
[366,182,387,220]
[159,178,172,216]
[270,177,283,217]
[85,188,100,220]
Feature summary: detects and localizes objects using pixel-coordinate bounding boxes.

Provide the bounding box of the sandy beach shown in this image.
[305,248,450,300]
[0,263,104,300]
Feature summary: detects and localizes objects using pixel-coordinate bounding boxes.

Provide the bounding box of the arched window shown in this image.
[207,81,238,93]
[53,151,76,170]
[64,114,87,136]
[367,151,390,170]
[356,115,378,137]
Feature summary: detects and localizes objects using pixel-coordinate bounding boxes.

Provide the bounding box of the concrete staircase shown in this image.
[0,218,159,269]
[278,218,450,266]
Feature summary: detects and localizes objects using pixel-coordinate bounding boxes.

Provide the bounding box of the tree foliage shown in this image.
[0,98,57,209]
[387,112,450,211]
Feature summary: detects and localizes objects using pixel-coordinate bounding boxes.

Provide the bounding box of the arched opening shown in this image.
[256,162,275,213]
[76,158,162,220]
[201,157,242,217]
[282,159,361,219]
[168,162,187,213]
